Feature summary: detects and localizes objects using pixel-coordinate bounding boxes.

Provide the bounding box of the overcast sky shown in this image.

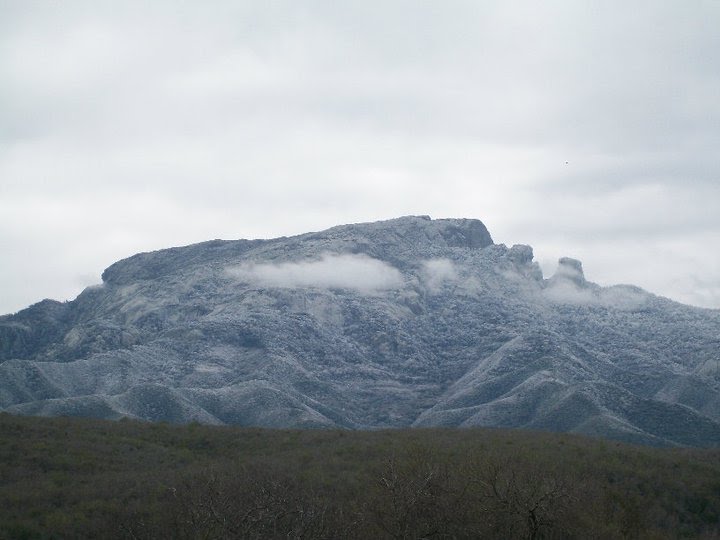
[1,0,719,315]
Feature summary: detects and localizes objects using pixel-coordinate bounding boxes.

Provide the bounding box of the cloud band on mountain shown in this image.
[226,253,404,292]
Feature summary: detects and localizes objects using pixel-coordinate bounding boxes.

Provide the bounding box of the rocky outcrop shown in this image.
[555,257,586,285]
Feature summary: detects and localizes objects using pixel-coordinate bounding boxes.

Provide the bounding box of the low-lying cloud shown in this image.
[421,258,458,291]
[543,280,648,310]
[542,281,596,305]
[227,253,404,293]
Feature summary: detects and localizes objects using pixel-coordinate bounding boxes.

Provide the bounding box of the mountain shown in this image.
[2,216,719,446]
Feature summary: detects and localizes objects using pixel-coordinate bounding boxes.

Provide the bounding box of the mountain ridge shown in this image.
[2,216,719,446]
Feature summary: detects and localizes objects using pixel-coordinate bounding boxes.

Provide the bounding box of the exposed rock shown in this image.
[555,257,585,284]
[508,244,543,281]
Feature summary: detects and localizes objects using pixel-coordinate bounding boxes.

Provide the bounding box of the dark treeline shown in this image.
[1,413,719,539]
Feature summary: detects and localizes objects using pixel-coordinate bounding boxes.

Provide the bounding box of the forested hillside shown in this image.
[1,413,719,539]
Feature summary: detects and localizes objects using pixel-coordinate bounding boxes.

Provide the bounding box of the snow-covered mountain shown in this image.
[2,216,719,446]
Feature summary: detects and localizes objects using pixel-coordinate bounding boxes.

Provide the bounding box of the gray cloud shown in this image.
[542,279,649,311]
[421,259,459,292]
[0,1,719,313]
[227,253,404,293]
[542,280,597,306]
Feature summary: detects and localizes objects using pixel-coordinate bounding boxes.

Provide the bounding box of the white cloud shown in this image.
[226,253,404,293]
[542,281,596,306]
[543,277,649,310]
[421,259,458,292]
[598,286,649,311]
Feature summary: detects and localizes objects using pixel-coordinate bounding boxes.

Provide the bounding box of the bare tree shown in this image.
[468,453,574,539]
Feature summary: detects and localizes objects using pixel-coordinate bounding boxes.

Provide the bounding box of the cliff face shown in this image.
[2,216,719,446]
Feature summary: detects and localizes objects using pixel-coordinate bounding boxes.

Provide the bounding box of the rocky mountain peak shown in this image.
[507,244,534,265]
[553,257,586,285]
[314,216,493,251]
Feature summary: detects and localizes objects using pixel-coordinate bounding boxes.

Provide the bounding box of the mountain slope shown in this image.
[2,216,719,446]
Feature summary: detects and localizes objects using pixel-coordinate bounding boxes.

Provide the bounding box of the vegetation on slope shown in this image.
[1,413,719,539]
